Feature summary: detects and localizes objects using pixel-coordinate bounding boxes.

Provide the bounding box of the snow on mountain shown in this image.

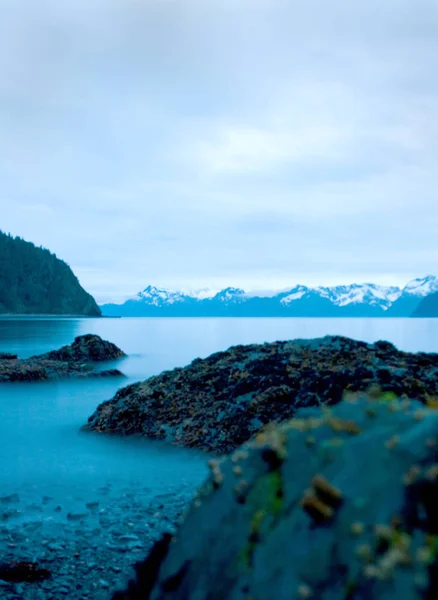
[133,285,245,306]
[280,286,308,304]
[318,284,402,310]
[212,287,246,304]
[279,283,401,310]
[109,276,438,316]
[134,285,187,306]
[402,275,438,296]
[180,288,219,300]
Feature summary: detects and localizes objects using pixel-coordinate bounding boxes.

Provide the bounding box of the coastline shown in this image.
[0,315,120,319]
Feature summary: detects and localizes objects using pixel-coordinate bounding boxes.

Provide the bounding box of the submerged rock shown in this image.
[0,560,51,583]
[86,335,438,454]
[0,334,126,382]
[116,394,438,600]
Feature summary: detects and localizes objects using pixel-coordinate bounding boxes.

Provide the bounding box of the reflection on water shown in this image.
[0,317,82,358]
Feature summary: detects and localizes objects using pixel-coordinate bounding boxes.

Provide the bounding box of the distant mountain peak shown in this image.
[213,287,246,303]
[136,285,186,306]
[403,275,438,296]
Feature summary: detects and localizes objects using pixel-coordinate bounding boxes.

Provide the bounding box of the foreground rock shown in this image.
[0,335,126,382]
[86,336,438,454]
[115,394,438,600]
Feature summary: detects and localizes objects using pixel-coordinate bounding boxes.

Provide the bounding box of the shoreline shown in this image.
[0,315,120,319]
[0,479,199,600]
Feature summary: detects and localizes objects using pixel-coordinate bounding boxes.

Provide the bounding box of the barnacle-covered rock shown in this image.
[115,394,438,600]
[87,336,438,453]
[0,335,126,382]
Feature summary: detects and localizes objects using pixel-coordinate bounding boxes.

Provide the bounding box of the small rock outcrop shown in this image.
[36,334,125,363]
[0,335,126,382]
[86,336,438,454]
[116,394,438,600]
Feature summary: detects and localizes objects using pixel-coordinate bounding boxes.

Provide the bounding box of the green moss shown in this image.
[239,468,285,570]
[249,470,284,520]
[344,578,358,599]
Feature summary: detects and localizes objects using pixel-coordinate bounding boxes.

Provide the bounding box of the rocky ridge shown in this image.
[0,335,126,382]
[85,336,438,454]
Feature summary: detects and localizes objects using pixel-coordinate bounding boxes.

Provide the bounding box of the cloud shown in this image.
[1,0,437,301]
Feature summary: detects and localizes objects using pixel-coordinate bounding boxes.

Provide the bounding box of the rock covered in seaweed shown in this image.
[36,334,126,363]
[0,334,126,382]
[116,393,438,600]
[86,335,438,454]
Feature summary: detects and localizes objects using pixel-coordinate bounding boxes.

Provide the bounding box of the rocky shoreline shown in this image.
[0,335,126,382]
[0,480,200,600]
[3,333,438,599]
[85,335,438,454]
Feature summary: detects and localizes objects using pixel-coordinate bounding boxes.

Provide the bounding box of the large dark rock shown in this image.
[116,394,438,600]
[86,336,438,454]
[0,335,126,382]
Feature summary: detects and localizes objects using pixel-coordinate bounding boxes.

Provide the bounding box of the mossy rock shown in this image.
[115,394,438,599]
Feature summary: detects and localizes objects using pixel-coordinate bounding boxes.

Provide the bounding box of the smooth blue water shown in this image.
[0,317,437,512]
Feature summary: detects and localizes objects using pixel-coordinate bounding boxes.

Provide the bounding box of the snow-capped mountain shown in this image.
[278,283,401,310]
[212,287,246,305]
[318,284,402,309]
[100,276,438,317]
[134,286,187,306]
[132,286,244,306]
[401,275,438,296]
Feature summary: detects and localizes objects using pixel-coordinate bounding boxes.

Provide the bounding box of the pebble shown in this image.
[118,534,140,542]
[48,542,65,551]
[0,494,20,504]
[58,586,70,595]
[67,512,88,521]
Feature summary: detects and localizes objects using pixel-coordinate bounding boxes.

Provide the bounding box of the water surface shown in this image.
[0,317,437,511]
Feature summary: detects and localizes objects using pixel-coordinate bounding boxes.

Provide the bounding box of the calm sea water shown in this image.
[0,317,437,512]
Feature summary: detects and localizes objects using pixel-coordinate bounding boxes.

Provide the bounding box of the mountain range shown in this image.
[100,275,438,318]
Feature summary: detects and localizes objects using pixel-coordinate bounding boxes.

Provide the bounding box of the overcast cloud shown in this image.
[1,0,437,302]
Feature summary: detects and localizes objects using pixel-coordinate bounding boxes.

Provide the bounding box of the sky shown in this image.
[1,0,438,303]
